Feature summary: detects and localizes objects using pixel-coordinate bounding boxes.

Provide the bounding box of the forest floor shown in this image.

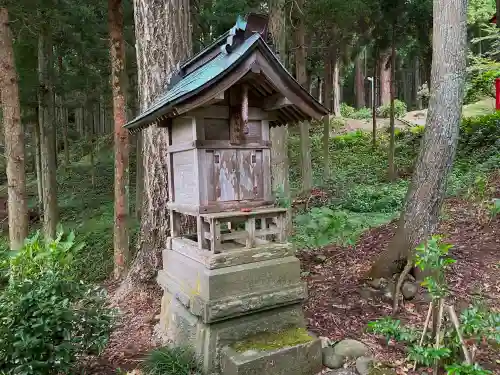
[300,190,500,374]
[78,175,500,374]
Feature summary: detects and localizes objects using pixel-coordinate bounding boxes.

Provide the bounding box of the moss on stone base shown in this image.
[232,327,313,353]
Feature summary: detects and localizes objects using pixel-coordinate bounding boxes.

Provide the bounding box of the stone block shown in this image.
[220,335,322,375]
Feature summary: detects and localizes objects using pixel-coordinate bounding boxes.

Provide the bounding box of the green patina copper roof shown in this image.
[125,14,328,132]
[125,33,260,131]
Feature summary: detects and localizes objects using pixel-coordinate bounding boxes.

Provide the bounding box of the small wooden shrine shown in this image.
[125,13,328,375]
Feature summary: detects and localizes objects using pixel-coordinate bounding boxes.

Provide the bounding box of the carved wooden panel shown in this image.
[172,150,198,204]
[238,150,263,200]
[214,149,238,201]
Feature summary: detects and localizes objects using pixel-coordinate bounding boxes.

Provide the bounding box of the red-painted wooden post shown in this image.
[496,78,500,110]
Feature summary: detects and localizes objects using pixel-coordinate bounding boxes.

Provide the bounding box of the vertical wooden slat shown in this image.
[245,217,255,248]
[210,218,221,253]
[229,85,242,145]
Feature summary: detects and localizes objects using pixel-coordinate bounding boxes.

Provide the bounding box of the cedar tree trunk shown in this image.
[294,0,312,192]
[379,50,391,105]
[387,27,397,181]
[109,0,130,279]
[38,26,58,239]
[117,0,191,296]
[368,0,467,279]
[355,53,365,108]
[0,8,28,250]
[269,0,291,234]
[322,51,332,181]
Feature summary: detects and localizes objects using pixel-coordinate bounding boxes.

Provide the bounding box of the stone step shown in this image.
[220,330,322,375]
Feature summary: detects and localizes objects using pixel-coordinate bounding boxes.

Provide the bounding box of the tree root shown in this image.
[392,259,413,315]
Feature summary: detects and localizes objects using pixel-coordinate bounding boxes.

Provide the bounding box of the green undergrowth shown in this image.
[0,136,139,283]
[290,107,500,250]
[231,327,313,353]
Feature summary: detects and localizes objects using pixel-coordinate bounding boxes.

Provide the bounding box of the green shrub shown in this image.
[376,99,407,118]
[341,181,408,213]
[351,107,372,120]
[340,103,355,118]
[142,347,201,375]
[459,112,500,157]
[0,230,116,375]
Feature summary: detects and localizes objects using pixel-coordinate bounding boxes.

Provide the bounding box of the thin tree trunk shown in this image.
[109,0,130,279]
[414,57,422,109]
[380,50,391,105]
[294,0,312,192]
[323,51,332,182]
[38,26,58,239]
[372,55,378,148]
[332,53,341,116]
[34,115,43,211]
[116,0,192,296]
[355,53,365,108]
[62,106,69,167]
[368,0,467,279]
[269,0,291,234]
[388,27,397,181]
[0,8,28,250]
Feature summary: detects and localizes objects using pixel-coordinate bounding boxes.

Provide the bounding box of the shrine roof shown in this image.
[125,15,328,133]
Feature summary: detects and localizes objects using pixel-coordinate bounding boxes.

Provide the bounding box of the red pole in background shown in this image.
[496,78,500,110]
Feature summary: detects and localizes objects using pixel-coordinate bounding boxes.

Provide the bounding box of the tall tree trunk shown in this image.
[379,50,391,105]
[62,106,69,167]
[332,53,341,116]
[323,51,332,182]
[109,0,130,280]
[117,0,191,295]
[0,8,28,250]
[135,132,143,219]
[372,56,377,148]
[294,0,312,192]
[414,57,422,109]
[388,28,397,181]
[38,27,58,239]
[368,0,467,279]
[34,116,43,211]
[269,0,291,234]
[355,53,365,108]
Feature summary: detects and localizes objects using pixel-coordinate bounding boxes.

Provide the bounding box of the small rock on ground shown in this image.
[324,369,357,375]
[333,339,369,359]
[355,356,373,375]
[401,281,418,299]
[322,346,344,369]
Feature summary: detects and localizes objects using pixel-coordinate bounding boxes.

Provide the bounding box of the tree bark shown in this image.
[379,49,391,106]
[109,0,130,280]
[368,0,467,279]
[355,53,365,108]
[135,132,143,220]
[269,0,291,234]
[294,0,312,192]
[372,55,378,148]
[34,117,43,211]
[117,0,191,295]
[38,26,58,239]
[323,51,332,182]
[331,53,341,116]
[0,8,28,250]
[414,57,422,109]
[388,27,397,181]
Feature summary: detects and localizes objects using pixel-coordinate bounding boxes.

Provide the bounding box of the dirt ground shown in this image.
[79,183,500,374]
[300,195,500,374]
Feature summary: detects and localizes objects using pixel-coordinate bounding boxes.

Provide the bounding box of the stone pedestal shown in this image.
[157,237,321,374]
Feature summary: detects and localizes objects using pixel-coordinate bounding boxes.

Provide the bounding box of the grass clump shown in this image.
[232,327,313,353]
[142,346,201,375]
